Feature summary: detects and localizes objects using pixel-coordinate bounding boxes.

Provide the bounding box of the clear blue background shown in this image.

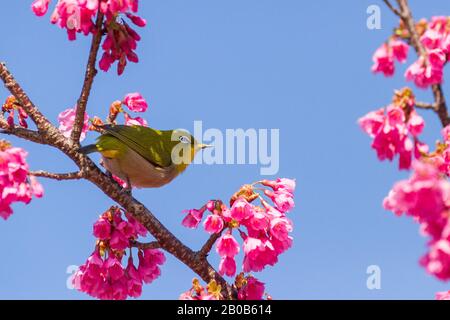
[0,0,449,299]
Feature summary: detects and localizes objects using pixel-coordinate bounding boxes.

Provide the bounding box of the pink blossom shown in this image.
[104,256,125,281]
[264,190,294,213]
[125,213,147,237]
[270,217,293,241]
[57,107,90,141]
[371,38,409,76]
[245,210,269,232]
[420,29,442,50]
[216,233,240,257]
[123,93,148,112]
[442,125,450,143]
[372,43,395,76]
[31,0,51,17]
[405,49,445,88]
[383,161,448,222]
[126,13,146,27]
[436,290,450,300]
[182,208,206,229]
[238,277,265,300]
[110,229,129,251]
[261,178,296,193]
[225,198,253,222]
[126,258,143,298]
[358,104,425,169]
[124,113,148,127]
[203,214,224,234]
[390,38,409,63]
[407,110,425,136]
[421,239,450,281]
[116,220,136,239]
[0,144,43,220]
[29,176,44,198]
[93,217,111,239]
[138,249,165,284]
[218,256,236,277]
[242,237,278,272]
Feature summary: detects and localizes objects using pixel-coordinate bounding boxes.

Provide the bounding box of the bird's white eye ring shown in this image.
[179,135,191,144]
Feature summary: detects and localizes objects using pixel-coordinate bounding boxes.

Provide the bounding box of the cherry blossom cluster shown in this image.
[181,178,295,298]
[371,37,409,76]
[56,92,149,142]
[358,88,427,169]
[372,16,450,88]
[31,0,146,75]
[0,140,43,220]
[383,161,450,281]
[2,96,29,128]
[72,206,165,299]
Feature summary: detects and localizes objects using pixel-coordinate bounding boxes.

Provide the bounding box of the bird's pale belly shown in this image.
[101,148,179,188]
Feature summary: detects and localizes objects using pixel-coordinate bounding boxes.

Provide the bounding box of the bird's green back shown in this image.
[98,125,176,168]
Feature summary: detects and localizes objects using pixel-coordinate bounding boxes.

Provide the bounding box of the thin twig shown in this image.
[130,240,161,250]
[415,101,436,110]
[70,11,104,144]
[29,170,83,181]
[382,0,402,17]
[0,124,46,145]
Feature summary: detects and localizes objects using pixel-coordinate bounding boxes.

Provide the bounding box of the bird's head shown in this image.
[165,129,212,172]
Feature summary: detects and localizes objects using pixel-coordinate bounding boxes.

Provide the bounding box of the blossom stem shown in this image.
[70,10,105,145]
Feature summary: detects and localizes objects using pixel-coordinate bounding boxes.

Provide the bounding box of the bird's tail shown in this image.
[78,144,98,154]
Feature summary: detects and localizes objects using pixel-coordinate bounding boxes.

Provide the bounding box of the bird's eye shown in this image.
[179,136,191,144]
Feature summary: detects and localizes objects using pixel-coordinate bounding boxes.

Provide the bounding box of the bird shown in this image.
[79,124,210,189]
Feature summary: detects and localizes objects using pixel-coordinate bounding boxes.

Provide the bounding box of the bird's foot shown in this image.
[121,177,133,196]
[121,186,133,196]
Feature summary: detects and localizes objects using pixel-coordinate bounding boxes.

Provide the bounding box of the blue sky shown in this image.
[1,0,450,299]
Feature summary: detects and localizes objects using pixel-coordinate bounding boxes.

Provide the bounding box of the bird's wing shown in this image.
[100,125,173,168]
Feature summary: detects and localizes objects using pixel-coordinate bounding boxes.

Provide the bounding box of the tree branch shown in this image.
[392,0,450,127]
[0,121,46,145]
[130,240,161,250]
[70,11,104,145]
[382,0,402,17]
[29,170,84,181]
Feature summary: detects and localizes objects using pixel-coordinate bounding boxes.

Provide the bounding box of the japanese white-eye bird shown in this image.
[79,124,210,188]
